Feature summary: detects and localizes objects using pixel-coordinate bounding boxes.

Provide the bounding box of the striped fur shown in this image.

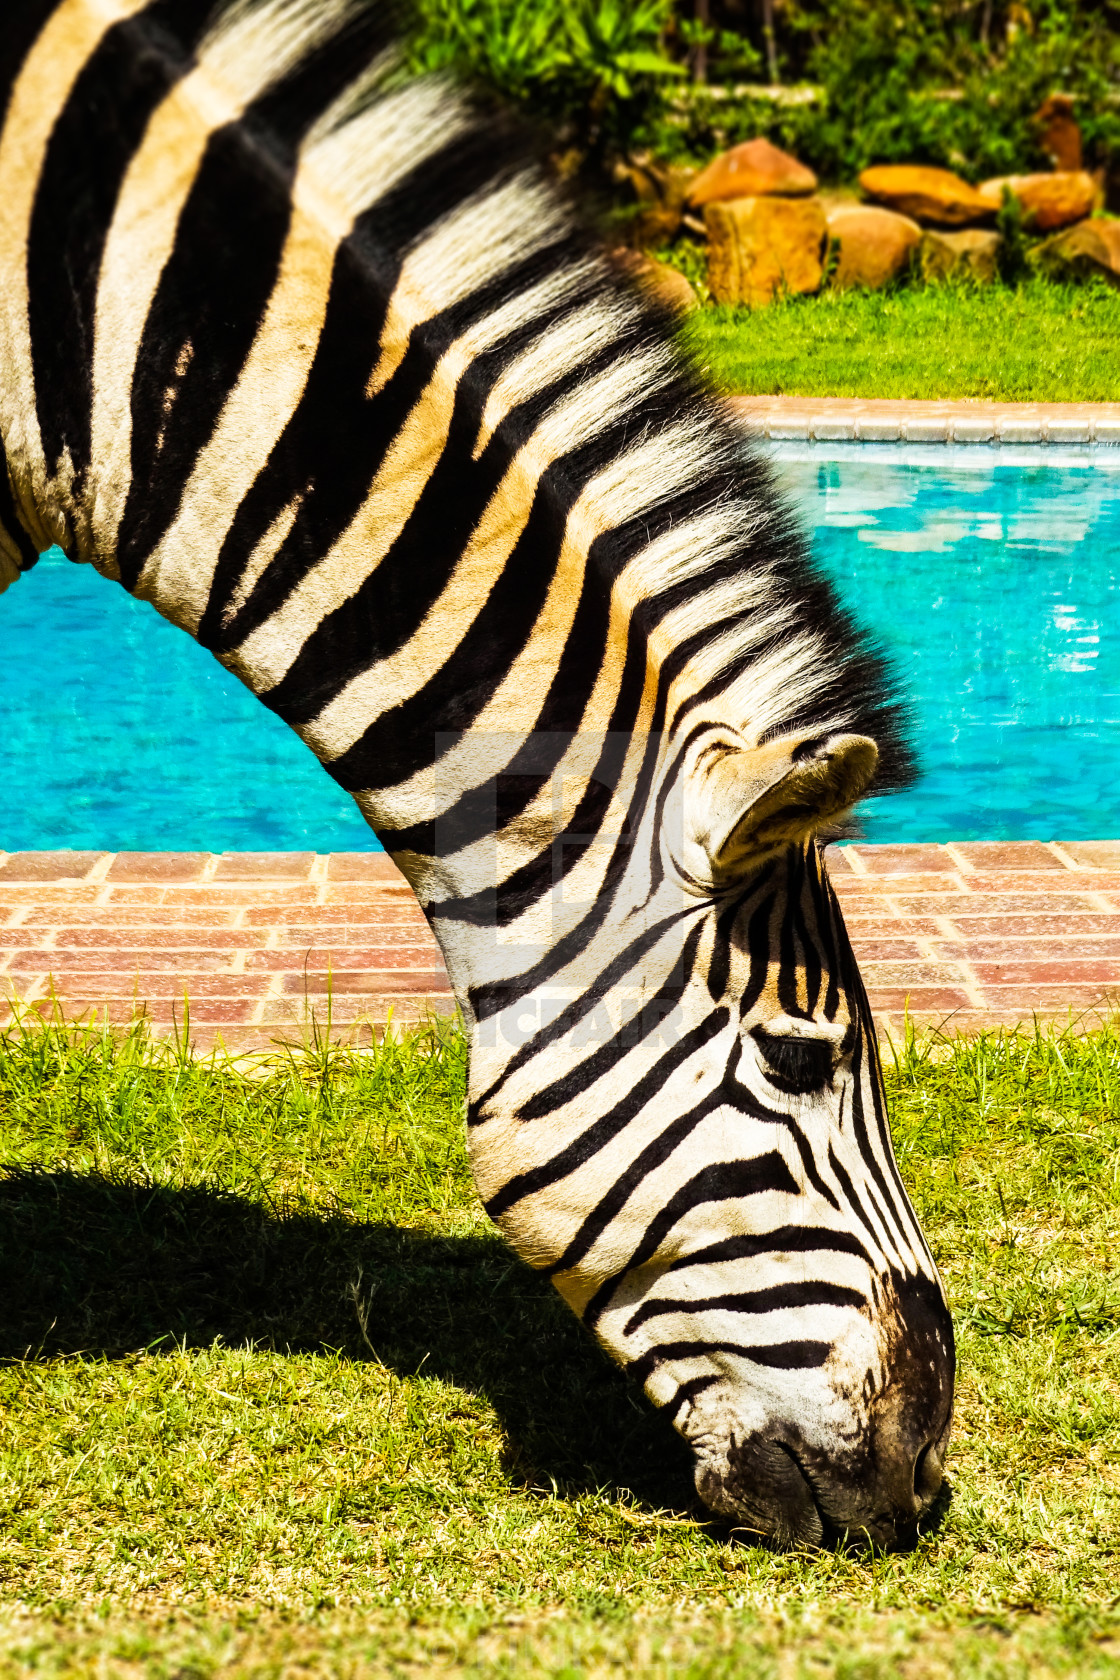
[0,0,953,1544]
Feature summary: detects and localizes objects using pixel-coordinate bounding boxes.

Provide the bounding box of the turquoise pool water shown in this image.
[1,443,1118,849]
[1,552,374,852]
[771,443,1120,843]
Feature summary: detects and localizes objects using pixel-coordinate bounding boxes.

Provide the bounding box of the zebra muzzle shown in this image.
[694,1401,951,1551]
[695,1436,828,1547]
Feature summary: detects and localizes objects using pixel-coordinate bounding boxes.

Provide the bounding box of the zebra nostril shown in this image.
[913,1439,943,1504]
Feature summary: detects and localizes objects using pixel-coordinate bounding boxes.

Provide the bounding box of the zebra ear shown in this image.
[681,732,878,889]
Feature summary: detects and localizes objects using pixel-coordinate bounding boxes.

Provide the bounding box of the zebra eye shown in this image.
[752,1028,835,1096]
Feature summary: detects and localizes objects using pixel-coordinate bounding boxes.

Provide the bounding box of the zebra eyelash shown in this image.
[751,1028,838,1097]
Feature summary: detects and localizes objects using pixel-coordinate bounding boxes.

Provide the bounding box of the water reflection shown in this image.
[772,445,1120,841]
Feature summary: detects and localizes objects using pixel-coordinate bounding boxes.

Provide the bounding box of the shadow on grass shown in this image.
[0,1167,696,1515]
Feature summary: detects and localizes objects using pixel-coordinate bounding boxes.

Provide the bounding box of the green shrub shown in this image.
[649,2,1120,182]
[407,0,1120,187]
[404,0,687,157]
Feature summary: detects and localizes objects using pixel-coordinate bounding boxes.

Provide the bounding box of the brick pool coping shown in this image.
[1,844,1118,1052]
[731,395,1120,445]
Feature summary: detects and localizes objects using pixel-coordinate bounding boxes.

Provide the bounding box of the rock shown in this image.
[1033,93,1082,172]
[825,204,922,289]
[859,165,993,227]
[1033,218,1120,287]
[610,249,699,313]
[688,137,818,208]
[704,196,827,306]
[977,171,1099,233]
[613,153,697,247]
[919,227,1002,283]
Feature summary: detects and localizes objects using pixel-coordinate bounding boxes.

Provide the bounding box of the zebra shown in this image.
[0,0,954,1546]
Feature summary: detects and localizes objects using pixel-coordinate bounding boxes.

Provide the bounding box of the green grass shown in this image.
[681,279,1120,402]
[3,1008,1120,1676]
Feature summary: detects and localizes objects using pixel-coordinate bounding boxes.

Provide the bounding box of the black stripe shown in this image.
[512,923,707,1122]
[423,708,656,933]
[777,845,808,1018]
[628,1339,831,1385]
[667,1374,720,1418]
[737,892,775,1019]
[319,381,672,795]
[200,244,582,657]
[666,1224,873,1273]
[115,9,385,590]
[826,1140,887,1259]
[427,614,666,943]
[270,397,578,738]
[470,905,698,1096]
[489,748,628,932]
[201,299,432,652]
[705,897,738,1004]
[116,119,297,587]
[578,1152,800,1325]
[27,0,211,487]
[784,1120,842,1214]
[624,1280,866,1336]
[484,1004,724,1220]
[245,5,397,143]
[815,849,844,1021]
[793,858,823,1016]
[285,415,575,763]
[210,125,553,636]
[347,118,531,270]
[848,1032,915,1251]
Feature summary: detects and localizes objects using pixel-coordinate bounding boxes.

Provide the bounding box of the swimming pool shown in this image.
[2,442,1118,850]
[771,442,1120,843]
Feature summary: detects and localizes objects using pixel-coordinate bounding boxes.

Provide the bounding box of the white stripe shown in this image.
[472,290,636,458]
[366,172,573,395]
[89,0,359,575]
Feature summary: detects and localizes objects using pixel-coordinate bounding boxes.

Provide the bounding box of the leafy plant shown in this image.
[995,183,1033,284]
[406,0,687,156]
[657,0,1120,184]
[405,0,1120,188]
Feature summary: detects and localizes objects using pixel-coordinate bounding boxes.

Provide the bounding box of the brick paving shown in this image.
[830,840,1120,1039]
[0,851,452,1054]
[1,844,1118,1051]
[731,394,1120,446]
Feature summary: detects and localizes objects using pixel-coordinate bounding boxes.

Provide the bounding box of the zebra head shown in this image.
[467,728,954,1550]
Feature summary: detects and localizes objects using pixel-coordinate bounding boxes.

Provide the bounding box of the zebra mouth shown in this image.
[696,1435,827,1547]
[698,1431,943,1551]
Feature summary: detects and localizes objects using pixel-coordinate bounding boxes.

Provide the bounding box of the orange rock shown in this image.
[977,171,1098,233]
[859,165,993,227]
[1033,93,1082,172]
[1034,218,1120,286]
[825,204,922,289]
[704,196,827,306]
[688,138,817,207]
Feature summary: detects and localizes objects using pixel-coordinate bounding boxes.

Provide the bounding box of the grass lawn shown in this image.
[681,279,1120,403]
[3,1010,1120,1677]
